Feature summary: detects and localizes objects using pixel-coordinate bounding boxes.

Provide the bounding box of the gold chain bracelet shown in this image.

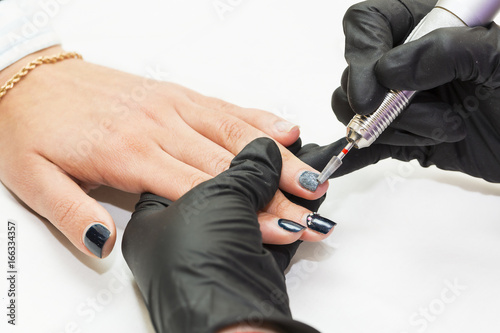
[0,52,83,102]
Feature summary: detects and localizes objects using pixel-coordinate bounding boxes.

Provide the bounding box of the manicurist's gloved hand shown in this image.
[331,0,500,182]
[122,138,322,333]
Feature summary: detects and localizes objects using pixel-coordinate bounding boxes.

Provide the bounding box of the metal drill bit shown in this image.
[316,141,355,184]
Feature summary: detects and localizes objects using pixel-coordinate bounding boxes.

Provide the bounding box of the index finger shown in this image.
[176,102,329,200]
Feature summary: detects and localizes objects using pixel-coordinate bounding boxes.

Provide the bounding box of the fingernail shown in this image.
[299,171,320,192]
[274,120,298,133]
[306,213,337,234]
[84,223,111,258]
[278,219,306,233]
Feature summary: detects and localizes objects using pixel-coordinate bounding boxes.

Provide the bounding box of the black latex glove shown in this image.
[122,138,320,333]
[331,0,500,182]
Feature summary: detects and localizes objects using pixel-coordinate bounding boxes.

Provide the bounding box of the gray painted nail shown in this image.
[299,171,319,192]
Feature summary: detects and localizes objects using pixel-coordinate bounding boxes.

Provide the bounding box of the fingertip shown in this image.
[263,191,334,243]
[216,103,301,148]
[299,212,337,242]
[298,171,320,192]
[332,87,355,126]
[83,221,116,258]
[272,120,301,147]
[279,145,332,200]
[59,196,116,259]
[375,47,419,90]
[299,229,335,242]
[347,80,387,115]
[10,159,117,259]
[293,170,329,200]
[317,180,329,194]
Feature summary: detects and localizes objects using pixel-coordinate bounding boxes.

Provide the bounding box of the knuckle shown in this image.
[211,154,232,175]
[139,105,162,124]
[343,2,377,23]
[187,173,210,191]
[270,195,294,216]
[212,98,236,113]
[51,199,84,231]
[278,148,291,165]
[218,117,247,147]
[197,96,236,113]
[113,133,149,155]
[343,3,362,22]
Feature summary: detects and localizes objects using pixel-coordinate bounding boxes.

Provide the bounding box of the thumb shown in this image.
[16,160,116,258]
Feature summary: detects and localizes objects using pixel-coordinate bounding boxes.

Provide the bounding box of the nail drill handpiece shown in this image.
[317,0,500,184]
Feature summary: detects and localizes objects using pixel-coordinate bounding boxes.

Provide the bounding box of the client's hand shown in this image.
[0,46,330,259]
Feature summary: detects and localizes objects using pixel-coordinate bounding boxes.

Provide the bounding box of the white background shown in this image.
[1,0,500,332]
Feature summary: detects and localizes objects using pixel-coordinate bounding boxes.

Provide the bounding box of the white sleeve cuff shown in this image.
[0,0,61,70]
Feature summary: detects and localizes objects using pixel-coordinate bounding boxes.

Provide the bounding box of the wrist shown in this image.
[0,45,64,85]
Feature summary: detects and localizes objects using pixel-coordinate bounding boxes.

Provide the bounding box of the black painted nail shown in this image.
[84,223,111,258]
[299,171,319,192]
[306,213,337,234]
[278,219,306,233]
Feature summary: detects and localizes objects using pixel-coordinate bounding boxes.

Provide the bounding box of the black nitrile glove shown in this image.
[122,138,320,333]
[331,0,500,182]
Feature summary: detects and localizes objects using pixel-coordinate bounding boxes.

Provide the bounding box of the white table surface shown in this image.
[1,1,500,332]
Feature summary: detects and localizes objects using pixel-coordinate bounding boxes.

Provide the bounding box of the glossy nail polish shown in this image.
[84,223,111,258]
[299,171,320,192]
[306,213,336,234]
[278,219,306,233]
